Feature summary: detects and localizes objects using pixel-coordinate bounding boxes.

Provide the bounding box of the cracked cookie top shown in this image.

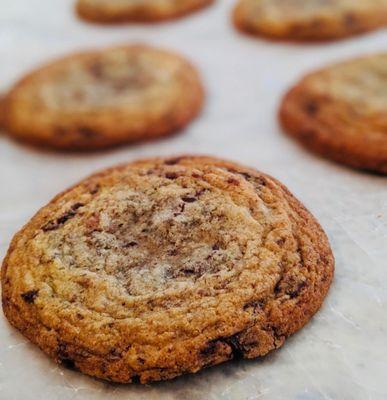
[2,156,334,383]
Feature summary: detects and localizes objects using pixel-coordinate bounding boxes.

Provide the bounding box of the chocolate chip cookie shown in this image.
[280,54,387,174]
[77,0,214,23]
[3,45,204,150]
[2,156,334,383]
[233,0,387,41]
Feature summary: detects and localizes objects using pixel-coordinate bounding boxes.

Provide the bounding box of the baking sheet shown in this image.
[0,1,387,399]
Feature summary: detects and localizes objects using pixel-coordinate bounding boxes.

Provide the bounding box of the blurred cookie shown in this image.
[280,54,387,174]
[0,96,5,129]
[233,0,387,41]
[3,45,204,150]
[77,0,214,23]
[2,155,334,383]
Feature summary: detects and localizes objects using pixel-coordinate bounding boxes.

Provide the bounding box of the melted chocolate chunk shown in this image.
[243,299,265,311]
[182,196,197,203]
[201,334,245,360]
[124,241,138,248]
[21,290,39,304]
[287,281,307,299]
[164,157,184,165]
[227,177,240,185]
[165,172,178,180]
[57,343,77,370]
[304,101,319,115]
[42,203,84,232]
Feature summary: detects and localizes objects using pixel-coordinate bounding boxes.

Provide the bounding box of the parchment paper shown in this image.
[0,1,386,399]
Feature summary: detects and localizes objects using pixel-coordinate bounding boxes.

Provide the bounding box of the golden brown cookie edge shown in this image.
[76,0,214,24]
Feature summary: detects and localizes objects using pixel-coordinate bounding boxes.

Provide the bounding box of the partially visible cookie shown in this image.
[3,45,204,150]
[2,155,334,383]
[0,95,5,129]
[77,0,214,23]
[280,54,387,174]
[233,0,387,41]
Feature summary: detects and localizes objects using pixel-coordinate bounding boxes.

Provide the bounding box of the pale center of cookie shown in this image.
[309,55,387,115]
[35,49,183,110]
[35,166,290,302]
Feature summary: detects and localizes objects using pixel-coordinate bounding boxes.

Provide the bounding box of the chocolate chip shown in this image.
[200,341,218,357]
[56,212,75,226]
[305,101,319,115]
[224,335,244,359]
[57,343,77,370]
[212,244,220,251]
[42,203,84,231]
[165,172,178,180]
[124,241,138,248]
[243,299,264,311]
[240,172,251,180]
[274,280,282,294]
[108,348,121,360]
[164,157,184,165]
[275,278,307,299]
[182,196,197,203]
[287,281,307,299]
[78,127,98,138]
[227,177,240,185]
[202,334,245,360]
[89,185,100,195]
[21,290,38,304]
[60,358,76,370]
[180,267,196,276]
[174,203,186,216]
